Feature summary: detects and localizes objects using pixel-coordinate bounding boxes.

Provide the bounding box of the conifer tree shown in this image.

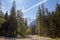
[8,0,17,37]
[55,3,60,37]
[36,6,42,35]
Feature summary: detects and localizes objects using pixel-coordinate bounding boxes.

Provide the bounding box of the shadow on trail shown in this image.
[3,35,32,40]
[4,37,16,40]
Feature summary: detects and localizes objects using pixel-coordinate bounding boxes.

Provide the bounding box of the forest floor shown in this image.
[0,35,59,40]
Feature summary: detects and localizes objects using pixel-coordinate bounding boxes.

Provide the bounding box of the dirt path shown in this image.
[0,35,54,40]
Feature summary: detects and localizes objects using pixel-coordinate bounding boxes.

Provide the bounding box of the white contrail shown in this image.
[23,0,48,13]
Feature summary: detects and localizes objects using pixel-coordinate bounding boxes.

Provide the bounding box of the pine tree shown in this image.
[8,0,17,37]
[0,4,5,27]
[2,11,9,36]
[36,6,42,35]
[49,11,56,38]
[0,0,5,35]
[17,10,27,37]
[55,3,60,37]
[45,8,51,36]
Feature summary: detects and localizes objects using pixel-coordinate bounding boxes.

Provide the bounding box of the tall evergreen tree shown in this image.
[17,10,27,37]
[36,6,42,35]
[55,3,60,37]
[0,0,5,36]
[8,0,17,37]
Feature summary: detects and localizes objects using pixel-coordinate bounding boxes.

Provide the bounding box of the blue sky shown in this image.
[1,0,60,25]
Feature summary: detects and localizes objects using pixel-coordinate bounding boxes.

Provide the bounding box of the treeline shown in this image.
[0,0,28,37]
[30,3,60,38]
[0,0,60,38]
